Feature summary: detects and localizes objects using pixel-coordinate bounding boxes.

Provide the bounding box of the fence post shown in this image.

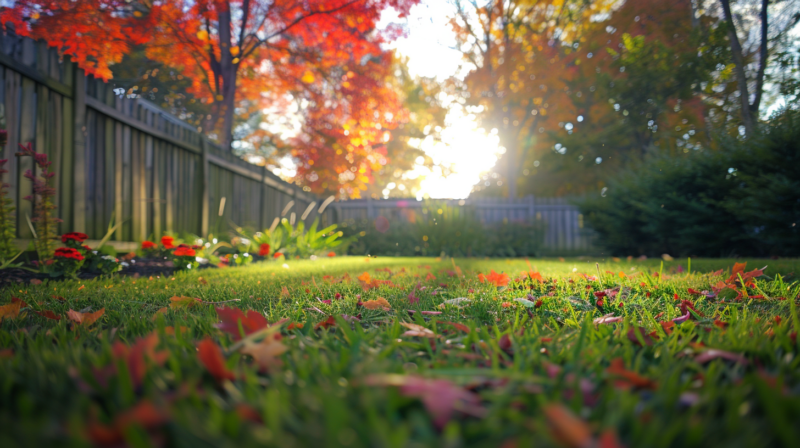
[259,164,267,230]
[367,196,374,219]
[527,195,535,223]
[72,67,87,232]
[200,138,210,237]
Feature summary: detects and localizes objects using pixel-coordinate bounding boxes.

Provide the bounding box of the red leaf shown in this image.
[542,403,593,448]
[626,326,656,346]
[314,316,336,330]
[215,307,269,341]
[87,400,169,446]
[499,334,513,353]
[436,321,470,333]
[606,358,657,390]
[598,429,626,448]
[197,338,235,382]
[398,376,484,428]
[33,309,61,320]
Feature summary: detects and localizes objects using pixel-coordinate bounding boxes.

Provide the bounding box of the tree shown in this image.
[718,0,800,134]
[2,0,418,196]
[457,0,731,197]
[449,0,617,198]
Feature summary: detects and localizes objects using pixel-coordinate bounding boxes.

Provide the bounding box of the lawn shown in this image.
[1,256,799,447]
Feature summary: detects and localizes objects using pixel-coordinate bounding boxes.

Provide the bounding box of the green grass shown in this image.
[1,256,799,447]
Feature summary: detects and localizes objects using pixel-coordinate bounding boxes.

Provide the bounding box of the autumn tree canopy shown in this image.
[1,0,419,198]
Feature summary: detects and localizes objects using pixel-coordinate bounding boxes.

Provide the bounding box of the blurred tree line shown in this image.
[451,0,799,198]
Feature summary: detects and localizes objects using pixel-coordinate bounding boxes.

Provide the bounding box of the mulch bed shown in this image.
[0,257,201,285]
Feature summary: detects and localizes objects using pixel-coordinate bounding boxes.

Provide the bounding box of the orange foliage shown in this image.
[3,1,419,196]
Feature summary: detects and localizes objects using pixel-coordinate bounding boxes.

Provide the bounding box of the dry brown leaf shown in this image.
[239,334,288,371]
[362,297,392,311]
[67,308,105,327]
[399,322,436,338]
[0,302,23,320]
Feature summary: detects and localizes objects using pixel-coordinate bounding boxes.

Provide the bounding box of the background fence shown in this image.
[336,197,597,253]
[0,29,333,249]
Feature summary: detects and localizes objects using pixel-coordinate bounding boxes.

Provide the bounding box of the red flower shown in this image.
[141,241,157,250]
[273,252,284,259]
[54,247,85,261]
[327,252,336,257]
[173,247,196,257]
[161,236,175,249]
[61,232,88,243]
[258,243,270,257]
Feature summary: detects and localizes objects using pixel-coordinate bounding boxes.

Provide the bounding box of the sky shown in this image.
[378,1,503,200]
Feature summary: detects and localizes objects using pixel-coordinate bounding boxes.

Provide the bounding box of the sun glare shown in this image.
[403,107,502,199]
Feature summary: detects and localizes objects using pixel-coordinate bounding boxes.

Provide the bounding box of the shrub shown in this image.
[341,202,545,257]
[238,217,352,260]
[16,142,62,265]
[0,130,17,261]
[578,108,800,257]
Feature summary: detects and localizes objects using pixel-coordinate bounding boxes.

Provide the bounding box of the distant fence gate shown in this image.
[0,29,332,249]
[336,197,597,253]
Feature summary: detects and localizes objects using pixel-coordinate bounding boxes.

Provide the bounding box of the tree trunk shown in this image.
[751,0,769,116]
[719,0,755,134]
[216,4,237,152]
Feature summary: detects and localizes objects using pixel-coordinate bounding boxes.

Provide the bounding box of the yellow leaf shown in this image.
[169,296,198,309]
[197,30,209,41]
[0,302,22,320]
[301,71,315,84]
[230,46,240,56]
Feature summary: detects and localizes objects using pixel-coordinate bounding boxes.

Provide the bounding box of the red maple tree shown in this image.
[2,0,418,196]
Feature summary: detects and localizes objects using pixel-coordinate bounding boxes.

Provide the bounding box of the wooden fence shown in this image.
[0,29,334,249]
[336,197,597,253]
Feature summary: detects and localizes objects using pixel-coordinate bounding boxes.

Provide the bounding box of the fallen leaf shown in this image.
[597,429,626,448]
[29,278,42,285]
[407,310,442,315]
[626,326,655,346]
[400,322,436,338]
[67,308,105,327]
[606,358,657,390]
[441,297,471,306]
[543,403,593,448]
[151,307,169,321]
[361,297,392,311]
[437,321,470,333]
[240,333,287,372]
[214,307,269,340]
[33,309,61,320]
[593,313,623,324]
[695,349,748,365]
[169,295,198,309]
[86,400,169,447]
[197,338,236,382]
[362,375,485,428]
[315,316,336,330]
[0,302,23,320]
